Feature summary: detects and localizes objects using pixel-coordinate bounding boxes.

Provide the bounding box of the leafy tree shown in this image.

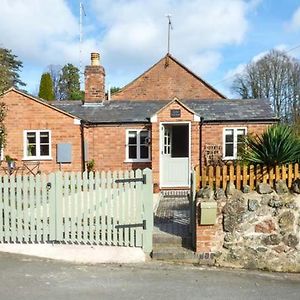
[0,47,26,93]
[70,90,85,100]
[38,73,54,100]
[58,63,82,100]
[0,102,7,154]
[242,125,300,166]
[47,64,62,99]
[110,86,121,94]
[231,50,300,123]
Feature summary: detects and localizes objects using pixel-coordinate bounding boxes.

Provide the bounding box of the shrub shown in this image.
[242,124,300,166]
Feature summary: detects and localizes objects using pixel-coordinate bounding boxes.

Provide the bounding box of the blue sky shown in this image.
[1,0,300,98]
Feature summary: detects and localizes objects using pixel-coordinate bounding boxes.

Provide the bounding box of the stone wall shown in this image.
[196,179,300,272]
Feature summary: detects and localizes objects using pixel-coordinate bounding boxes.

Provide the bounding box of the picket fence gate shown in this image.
[0,169,153,253]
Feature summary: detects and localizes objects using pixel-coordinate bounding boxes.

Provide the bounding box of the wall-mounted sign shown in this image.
[170,109,181,118]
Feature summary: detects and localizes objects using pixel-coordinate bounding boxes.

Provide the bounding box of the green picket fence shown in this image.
[0,169,153,253]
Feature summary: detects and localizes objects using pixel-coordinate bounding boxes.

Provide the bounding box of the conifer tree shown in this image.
[0,47,26,93]
[38,72,54,100]
[58,63,82,100]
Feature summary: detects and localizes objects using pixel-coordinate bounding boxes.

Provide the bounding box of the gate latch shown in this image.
[115,175,146,184]
[115,220,147,230]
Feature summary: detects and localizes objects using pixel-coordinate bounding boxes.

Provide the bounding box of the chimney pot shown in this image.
[91,52,100,66]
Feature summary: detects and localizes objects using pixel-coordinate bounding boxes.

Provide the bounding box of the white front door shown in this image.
[160,124,190,187]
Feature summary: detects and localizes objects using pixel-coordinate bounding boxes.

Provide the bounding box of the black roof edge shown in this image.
[202,118,279,124]
[82,120,150,126]
[81,118,278,125]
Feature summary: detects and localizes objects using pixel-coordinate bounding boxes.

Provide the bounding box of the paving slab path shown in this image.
[0,252,300,300]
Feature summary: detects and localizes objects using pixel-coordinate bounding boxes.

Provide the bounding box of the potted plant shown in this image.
[86,159,95,173]
[5,155,17,172]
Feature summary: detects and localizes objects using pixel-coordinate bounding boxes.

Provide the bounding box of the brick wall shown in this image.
[84,124,151,171]
[195,199,225,253]
[112,55,224,101]
[201,122,272,165]
[0,90,82,174]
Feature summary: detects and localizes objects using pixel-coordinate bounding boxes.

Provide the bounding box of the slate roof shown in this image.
[183,99,277,122]
[52,98,278,124]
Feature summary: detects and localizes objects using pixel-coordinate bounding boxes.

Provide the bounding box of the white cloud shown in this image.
[185,51,223,76]
[224,63,247,80]
[0,0,78,64]
[0,0,260,92]
[287,6,300,31]
[92,0,256,78]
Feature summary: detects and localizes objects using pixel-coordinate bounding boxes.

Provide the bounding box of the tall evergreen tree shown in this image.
[58,63,82,100]
[38,73,54,100]
[0,47,26,93]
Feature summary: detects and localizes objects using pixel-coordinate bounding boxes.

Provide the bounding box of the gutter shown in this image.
[199,117,204,178]
[80,120,86,173]
[83,121,151,126]
[202,118,279,124]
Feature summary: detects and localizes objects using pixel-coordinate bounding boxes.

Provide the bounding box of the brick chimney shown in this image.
[84,52,105,104]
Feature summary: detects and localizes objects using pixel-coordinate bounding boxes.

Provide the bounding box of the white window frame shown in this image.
[125,129,151,162]
[23,130,52,160]
[223,127,247,160]
[0,147,3,161]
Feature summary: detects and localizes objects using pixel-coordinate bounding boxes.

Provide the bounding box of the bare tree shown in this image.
[47,64,62,99]
[231,50,300,123]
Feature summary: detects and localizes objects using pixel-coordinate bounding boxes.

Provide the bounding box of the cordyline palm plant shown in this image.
[242,124,300,166]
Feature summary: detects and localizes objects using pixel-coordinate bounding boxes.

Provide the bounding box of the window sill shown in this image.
[22,157,53,161]
[124,159,151,163]
[223,157,237,161]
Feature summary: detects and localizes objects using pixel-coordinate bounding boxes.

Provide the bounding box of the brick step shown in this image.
[152,248,214,265]
[156,202,190,210]
[154,214,190,221]
[160,190,190,197]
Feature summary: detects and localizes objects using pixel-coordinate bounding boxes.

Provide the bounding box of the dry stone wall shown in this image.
[197,179,300,272]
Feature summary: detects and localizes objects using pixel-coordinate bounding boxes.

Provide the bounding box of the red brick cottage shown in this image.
[0,53,277,189]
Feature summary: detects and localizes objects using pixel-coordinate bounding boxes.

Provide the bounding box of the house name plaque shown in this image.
[170,109,181,118]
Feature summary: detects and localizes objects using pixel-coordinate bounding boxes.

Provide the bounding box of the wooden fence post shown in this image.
[48,173,56,241]
[142,168,153,254]
[222,165,227,189]
[236,164,241,190]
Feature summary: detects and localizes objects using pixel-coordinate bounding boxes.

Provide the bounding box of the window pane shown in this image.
[40,132,49,144]
[237,129,246,143]
[237,135,245,143]
[140,146,149,159]
[225,130,233,143]
[140,131,148,145]
[237,143,244,156]
[237,129,246,136]
[27,132,36,144]
[225,144,234,157]
[128,132,137,145]
[128,146,137,159]
[27,145,36,156]
[40,145,50,156]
